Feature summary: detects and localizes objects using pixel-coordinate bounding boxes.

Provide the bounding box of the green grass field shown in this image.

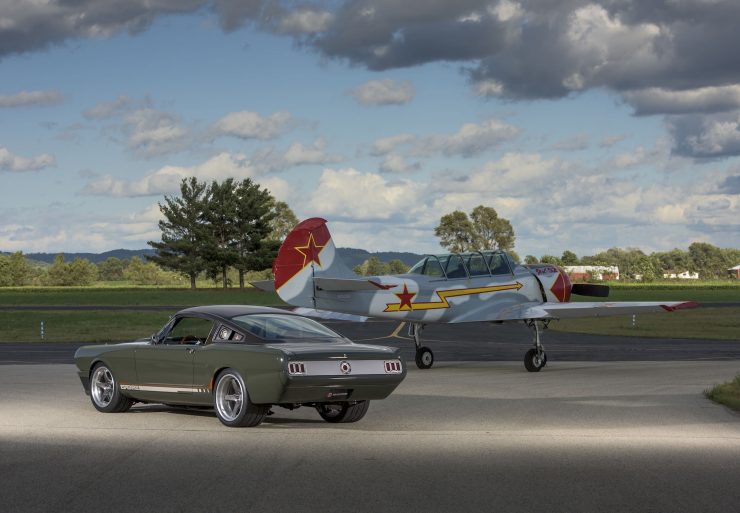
[705,376,740,412]
[575,282,740,303]
[0,310,173,343]
[550,307,740,340]
[0,287,281,307]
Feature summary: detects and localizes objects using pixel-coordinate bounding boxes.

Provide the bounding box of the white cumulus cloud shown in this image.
[0,89,63,108]
[212,110,293,140]
[0,147,55,172]
[350,79,414,106]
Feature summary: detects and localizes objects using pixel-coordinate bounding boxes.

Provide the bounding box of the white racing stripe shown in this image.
[120,384,209,393]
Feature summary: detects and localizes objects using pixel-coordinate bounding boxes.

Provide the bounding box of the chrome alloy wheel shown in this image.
[215,373,243,422]
[91,366,115,408]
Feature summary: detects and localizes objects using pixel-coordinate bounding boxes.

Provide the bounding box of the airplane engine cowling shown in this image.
[524,264,572,303]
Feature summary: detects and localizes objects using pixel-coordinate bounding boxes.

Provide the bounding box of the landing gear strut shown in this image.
[409,323,434,369]
[523,319,548,372]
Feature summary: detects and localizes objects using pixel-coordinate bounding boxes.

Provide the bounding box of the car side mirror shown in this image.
[150,334,158,344]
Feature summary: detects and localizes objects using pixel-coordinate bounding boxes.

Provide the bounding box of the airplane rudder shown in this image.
[273,217,331,293]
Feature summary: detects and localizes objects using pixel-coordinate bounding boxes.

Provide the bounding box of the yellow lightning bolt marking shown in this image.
[383,282,524,312]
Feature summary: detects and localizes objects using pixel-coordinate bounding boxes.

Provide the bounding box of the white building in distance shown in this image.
[564,266,620,281]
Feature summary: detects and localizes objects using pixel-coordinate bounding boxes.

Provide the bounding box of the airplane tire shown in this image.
[415,347,434,369]
[524,349,545,372]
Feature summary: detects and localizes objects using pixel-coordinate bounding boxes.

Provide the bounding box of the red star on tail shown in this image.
[294,233,325,268]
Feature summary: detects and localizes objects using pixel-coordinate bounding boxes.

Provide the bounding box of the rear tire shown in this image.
[213,369,268,427]
[90,363,133,413]
[316,401,370,423]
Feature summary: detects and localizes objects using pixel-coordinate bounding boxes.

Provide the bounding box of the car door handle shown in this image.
[186,348,197,354]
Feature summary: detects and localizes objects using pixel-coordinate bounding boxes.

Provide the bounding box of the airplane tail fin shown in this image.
[273,217,355,308]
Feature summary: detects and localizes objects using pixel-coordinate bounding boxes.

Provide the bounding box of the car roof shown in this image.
[176,305,294,319]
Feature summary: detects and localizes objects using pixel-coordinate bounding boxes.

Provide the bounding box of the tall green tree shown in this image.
[434,210,476,252]
[204,178,241,289]
[0,252,33,286]
[561,250,579,265]
[688,242,729,279]
[470,205,515,251]
[435,206,516,252]
[232,179,277,289]
[148,177,209,289]
[269,201,299,241]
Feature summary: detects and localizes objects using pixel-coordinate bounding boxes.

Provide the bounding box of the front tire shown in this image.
[90,363,133,413]
[213,369,268,427]
[316,401,370,423]
[524,349,546,372]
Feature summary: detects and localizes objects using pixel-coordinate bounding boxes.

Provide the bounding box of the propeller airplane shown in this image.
[255,218,698,372]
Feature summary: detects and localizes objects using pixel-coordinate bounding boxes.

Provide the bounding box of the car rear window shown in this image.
[230,314,342,340]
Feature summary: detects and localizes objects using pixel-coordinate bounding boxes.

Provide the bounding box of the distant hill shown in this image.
[6,249,157,264]
[336,248,424,269]
[4,247,423,269]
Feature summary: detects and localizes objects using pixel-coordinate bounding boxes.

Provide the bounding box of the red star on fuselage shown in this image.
[294,233,325,268]
[395,283,416,311]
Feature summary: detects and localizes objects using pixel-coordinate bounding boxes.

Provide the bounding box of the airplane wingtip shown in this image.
[660,301,700,312]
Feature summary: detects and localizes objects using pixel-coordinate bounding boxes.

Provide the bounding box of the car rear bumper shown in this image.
[275,374,405,403]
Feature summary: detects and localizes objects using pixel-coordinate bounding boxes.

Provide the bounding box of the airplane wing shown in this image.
[520,301,699,320]
[290,307,370,322]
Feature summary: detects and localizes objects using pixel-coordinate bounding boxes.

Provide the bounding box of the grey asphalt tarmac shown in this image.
[1,362,739,513]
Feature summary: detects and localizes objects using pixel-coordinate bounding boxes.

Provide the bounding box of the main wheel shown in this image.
[415,346,434,369]
[524,348,546,372]
[213,369,268,427]
[89,363,133,413]
[316,401,370,423]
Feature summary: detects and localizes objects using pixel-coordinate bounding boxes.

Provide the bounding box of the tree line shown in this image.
[0,253,180,286]
[524,244,740,281]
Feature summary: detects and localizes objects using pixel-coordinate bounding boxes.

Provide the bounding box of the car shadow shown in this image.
[128,403,327,424]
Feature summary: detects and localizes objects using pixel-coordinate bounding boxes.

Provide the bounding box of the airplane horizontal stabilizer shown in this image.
[314,277,395,291]
[250,280,276,292]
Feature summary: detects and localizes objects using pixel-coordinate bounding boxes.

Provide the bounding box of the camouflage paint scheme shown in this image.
[74,305,406,406]
[259,218,698,371]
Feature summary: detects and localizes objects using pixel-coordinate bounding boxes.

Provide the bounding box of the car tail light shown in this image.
[288,362,306,375]
[384,360,402,374]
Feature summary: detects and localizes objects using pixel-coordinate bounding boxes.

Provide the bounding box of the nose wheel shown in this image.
[524,319,548,372]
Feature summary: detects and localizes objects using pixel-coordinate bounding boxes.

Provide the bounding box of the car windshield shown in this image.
[230,314,342,341]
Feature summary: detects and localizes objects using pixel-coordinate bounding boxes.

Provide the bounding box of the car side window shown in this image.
[163,317,213,345]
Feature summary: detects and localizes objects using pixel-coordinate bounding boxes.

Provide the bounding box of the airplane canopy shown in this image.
[407,250,517,280]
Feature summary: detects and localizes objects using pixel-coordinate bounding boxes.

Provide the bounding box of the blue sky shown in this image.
[1,1,739,258]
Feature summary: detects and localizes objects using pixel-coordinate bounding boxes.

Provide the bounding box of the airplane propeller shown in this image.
[570,283,610,297]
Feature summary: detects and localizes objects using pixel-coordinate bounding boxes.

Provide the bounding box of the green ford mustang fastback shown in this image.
[74,305,406,427]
